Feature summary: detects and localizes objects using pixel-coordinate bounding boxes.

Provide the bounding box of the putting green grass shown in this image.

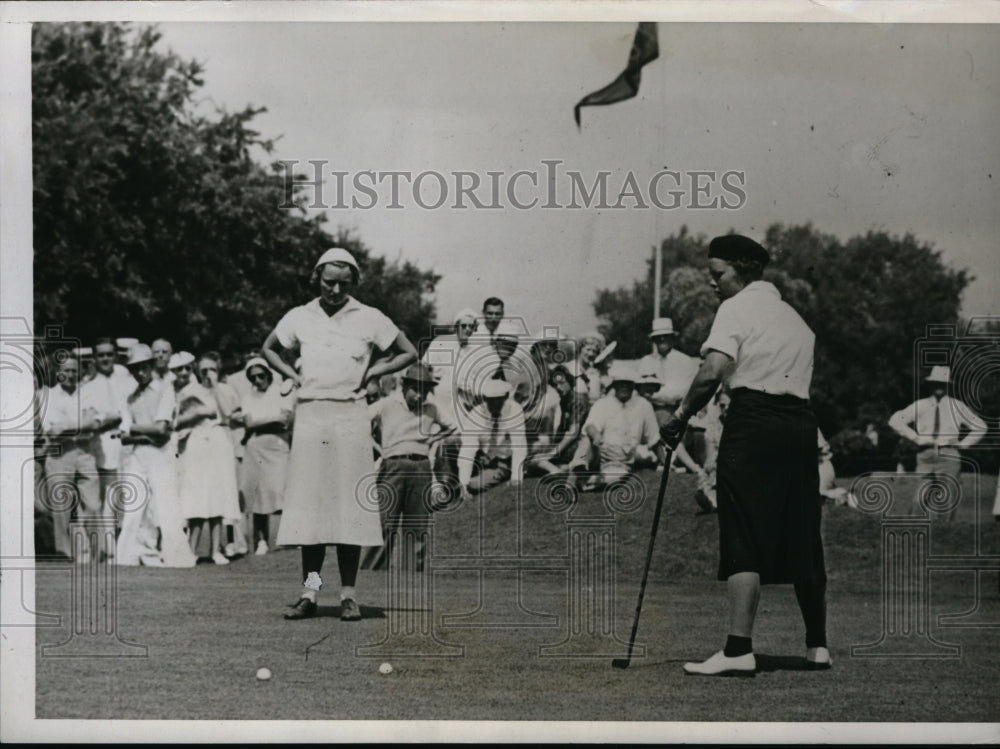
[34,471,1000,721]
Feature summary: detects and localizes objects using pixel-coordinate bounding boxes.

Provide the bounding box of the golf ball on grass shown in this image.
[379,662,393,675]
[256,667,272,681]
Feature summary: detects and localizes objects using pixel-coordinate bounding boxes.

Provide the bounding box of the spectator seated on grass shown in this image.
[451,379,527,497]
[567,365,665,492]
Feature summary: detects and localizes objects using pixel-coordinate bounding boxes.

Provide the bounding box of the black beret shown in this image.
[708,234,770,267]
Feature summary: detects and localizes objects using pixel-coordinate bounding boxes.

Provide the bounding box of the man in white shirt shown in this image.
[481,297,505,342]
[38,356,107,561]
[639,318,699,423]
[889,366,987,519]
[570,366,664,488]
[151,338,176,385]
[118,344,194,567]
[455,379,527,496]
[89,337,135,546]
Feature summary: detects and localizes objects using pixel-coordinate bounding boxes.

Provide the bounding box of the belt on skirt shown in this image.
[383,453,430,462]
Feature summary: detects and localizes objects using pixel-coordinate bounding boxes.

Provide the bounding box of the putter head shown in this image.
[611,658,630,669]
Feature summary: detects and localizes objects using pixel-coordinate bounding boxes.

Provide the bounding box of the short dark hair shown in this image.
[93,336,116,350]
[729,257,766,282]
[482,297,504,311]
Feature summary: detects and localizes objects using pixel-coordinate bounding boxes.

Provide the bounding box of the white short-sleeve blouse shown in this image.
[700,281,814,400]
[275,296,399,401]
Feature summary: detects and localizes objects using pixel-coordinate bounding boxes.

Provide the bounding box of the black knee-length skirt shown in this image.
[715,388,826,585]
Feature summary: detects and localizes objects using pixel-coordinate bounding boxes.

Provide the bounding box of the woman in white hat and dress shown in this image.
[263,247,417,621]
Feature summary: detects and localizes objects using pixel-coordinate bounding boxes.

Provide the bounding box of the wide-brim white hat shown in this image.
[593,341,617,366]
[125,343,155,367]
[648,317,676,339]
[607,364,638,385]
[926,365,950,383]
[168,351,196,370]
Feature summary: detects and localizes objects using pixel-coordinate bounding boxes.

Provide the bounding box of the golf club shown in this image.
[612,447,674,669]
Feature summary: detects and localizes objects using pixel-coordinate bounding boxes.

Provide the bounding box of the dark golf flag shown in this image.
[574,22,659,128]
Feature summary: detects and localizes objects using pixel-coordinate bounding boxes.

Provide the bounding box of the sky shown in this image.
[147,21,1000,336]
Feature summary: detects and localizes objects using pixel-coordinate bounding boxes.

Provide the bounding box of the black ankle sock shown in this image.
[724,635,753,657]
[795,582,828,648]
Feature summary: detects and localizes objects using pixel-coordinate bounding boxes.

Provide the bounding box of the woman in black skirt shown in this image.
[661,234,830,676]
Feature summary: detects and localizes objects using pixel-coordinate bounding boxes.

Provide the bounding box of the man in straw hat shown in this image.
[568,364,664,490]
[263,247,417,621]
[889,365,987,520]
[361,362,457,571]
[117,344,196,567]
[639,317,699,424]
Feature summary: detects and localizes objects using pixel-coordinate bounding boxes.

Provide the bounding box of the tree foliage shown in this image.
[593,223,974,443]
[32,23,439,360]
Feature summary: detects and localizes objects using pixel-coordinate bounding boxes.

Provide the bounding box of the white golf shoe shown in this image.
[806,646,832,669]
[683,650,756,677]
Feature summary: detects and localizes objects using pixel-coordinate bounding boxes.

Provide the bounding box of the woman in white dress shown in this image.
[173,354,242,565]
[231,357,292,556]
[263,247,417,621]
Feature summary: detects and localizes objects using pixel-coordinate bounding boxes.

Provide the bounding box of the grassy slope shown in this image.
[35,471,1000,722]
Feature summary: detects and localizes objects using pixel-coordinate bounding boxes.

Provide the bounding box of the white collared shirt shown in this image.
[88,371,134,469]
[889,395,987,449]
[40,383,100,435]
[638,348,699,407]
[458,399,527,485]
[701,281,814,399]
[370,390,455,459]
[274,296,399,401]
[584,392,660,465]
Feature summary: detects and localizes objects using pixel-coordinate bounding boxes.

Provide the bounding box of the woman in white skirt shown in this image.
[173,354,242,565]
[263,247,417,621]
[231,357,293,555]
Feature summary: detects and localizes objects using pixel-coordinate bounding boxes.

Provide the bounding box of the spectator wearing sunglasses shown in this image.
[229,358,292,556]
[422,308,480,414]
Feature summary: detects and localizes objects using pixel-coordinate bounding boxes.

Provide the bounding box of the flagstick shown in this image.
[653,242,662,318]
